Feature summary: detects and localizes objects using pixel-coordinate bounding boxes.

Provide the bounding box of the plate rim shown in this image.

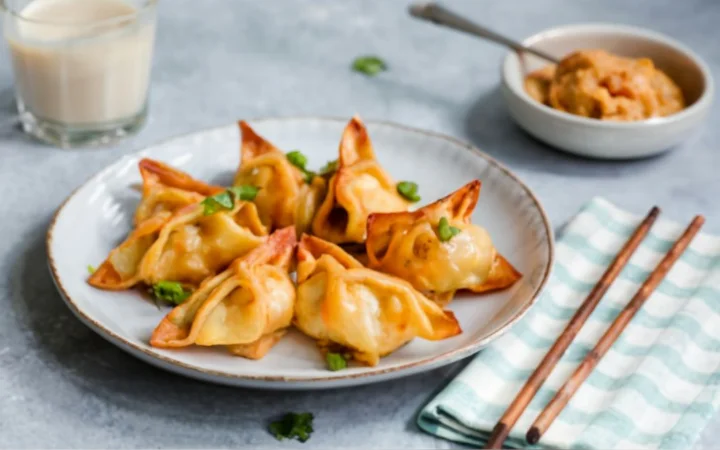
[46,115,555,387]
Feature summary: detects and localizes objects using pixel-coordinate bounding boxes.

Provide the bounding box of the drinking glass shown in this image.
[3,0,157,147]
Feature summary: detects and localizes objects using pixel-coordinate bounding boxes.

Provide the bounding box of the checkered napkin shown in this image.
[418,198,720,449]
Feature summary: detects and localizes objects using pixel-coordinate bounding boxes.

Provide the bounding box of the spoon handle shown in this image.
[408,2,560,64]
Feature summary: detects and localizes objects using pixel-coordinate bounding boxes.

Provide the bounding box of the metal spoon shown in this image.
[409,2,561,64]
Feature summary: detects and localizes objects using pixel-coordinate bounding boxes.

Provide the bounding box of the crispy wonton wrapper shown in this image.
[88,198,267,291]
[311,116,409,244]
[150,227,297,359]
[366,180,521,305]
[233,121,326,234]
[295,234,461,366]
[135,158,224,225]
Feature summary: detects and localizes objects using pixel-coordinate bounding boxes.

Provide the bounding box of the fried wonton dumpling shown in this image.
[233,121,326,234]
[88,196,268,291]
[135,158,224,225]
[295,234,461,366]
[150,227,297,359]
[311,116,410,244]
[366,180,521,305]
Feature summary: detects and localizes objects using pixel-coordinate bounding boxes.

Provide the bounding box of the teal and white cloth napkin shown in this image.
[418,198,720,449]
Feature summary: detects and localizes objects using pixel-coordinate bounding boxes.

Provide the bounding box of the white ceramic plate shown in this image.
[47,117,553,389]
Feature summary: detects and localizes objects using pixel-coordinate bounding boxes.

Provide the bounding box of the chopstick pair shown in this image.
[485,207,705,449]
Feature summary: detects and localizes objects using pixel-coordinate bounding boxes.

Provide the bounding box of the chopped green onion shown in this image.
[352,56,387,76]
[437,217,461,242]
[319,159,339,176]
[201,191,233,215]
[269,412,314,442]
[326,352,348,371]
[286,150,315,184]
[396,181,421,202]
[87,265,96,275]
[228,185,259,201]
[286,150,308,170]
[201,186,259,215]
[152,281,191,305]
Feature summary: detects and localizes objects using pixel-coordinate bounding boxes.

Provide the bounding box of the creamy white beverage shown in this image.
[4,0,156,126]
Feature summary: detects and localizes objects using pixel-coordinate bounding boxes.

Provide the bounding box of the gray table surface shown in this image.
[2,0,719,448]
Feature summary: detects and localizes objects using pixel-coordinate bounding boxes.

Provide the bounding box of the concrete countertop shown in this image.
[1,0,718,447]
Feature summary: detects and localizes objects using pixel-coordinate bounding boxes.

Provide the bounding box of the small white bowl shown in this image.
[501,23,714,159]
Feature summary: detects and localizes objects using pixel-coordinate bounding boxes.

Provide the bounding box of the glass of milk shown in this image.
[3,0,157,147]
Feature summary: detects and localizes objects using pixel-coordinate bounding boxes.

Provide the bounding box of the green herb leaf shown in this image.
[268,412,314,442]
[352,55,387,76]
[396,181,421,202]
[287,150,316,184]
[87,265,96,274]
[201,191,234,215]
[228,185,259,201]
[319,159,339,176]
[437,216,461,242]
[326,352,348,371]
[201,186,259,215]
[286,150,308,170]
[152,281,191,305]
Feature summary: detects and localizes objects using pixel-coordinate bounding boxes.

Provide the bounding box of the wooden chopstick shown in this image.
[484,206,660,449]
[526,215,705,445]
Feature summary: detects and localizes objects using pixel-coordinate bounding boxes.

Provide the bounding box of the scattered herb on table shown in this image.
[437,216,461,242]
[396,181,421,202]
[269,412,314,443]
[352,56,387,76]
[152,281,191,305]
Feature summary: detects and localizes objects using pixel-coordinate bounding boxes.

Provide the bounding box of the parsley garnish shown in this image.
[326,352,347,371]
[396,181,421,202]
[201,185,259,215]
[352,56,387,76]
[437,217,461,242]
[286,150,315,184]
[87,265,96,274]
[152,281,191,305]
[269,412,314,443]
